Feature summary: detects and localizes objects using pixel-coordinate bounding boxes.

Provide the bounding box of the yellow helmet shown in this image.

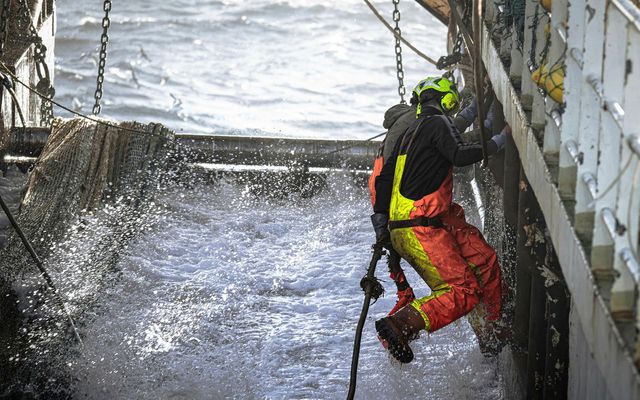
[412,76,460,116]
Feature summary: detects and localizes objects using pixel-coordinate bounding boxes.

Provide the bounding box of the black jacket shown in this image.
[373,109,497,214]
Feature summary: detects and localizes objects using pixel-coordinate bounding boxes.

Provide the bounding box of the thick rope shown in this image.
[362,0,439,66]
[347,244,385,400]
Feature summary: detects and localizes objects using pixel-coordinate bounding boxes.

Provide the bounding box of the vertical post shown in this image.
[542,247,570,399]
[573,0,606,247]
[530,12,549,132]
[591,4,627,291]
[612,27,640,334]
[514,169,532,358]
[541,0,567,164]
[558,0,586,210]
[523,204,548,398]
[520,0,539,109]
[502,134,523,389]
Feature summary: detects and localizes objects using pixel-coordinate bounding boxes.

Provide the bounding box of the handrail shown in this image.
[612,0,640,32]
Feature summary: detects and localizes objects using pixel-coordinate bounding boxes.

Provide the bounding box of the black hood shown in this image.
[383,104,414,129]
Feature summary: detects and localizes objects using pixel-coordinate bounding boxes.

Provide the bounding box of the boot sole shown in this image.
[375,318,414,363]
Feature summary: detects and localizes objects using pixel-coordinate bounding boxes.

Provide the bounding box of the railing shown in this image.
[0,0,56,145]
[481,0,640,397]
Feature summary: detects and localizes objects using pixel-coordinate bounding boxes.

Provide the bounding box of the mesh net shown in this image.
[0,117,175,394]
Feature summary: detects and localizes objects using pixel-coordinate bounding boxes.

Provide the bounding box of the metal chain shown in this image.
[438,0,471,72]
[93,0,112,115]
[16,0,55,126]
[391,0,406,104]
[0,0,11,56]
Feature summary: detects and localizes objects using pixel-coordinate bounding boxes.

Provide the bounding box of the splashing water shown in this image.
[50,175,501,399]
[3,0,506,398]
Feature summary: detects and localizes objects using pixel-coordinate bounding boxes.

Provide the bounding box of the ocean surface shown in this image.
[44,0,502,398]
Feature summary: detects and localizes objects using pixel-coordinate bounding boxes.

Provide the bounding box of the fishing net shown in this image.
[0,117,175,395]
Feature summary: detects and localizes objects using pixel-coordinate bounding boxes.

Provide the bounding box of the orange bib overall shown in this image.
[389,155,502,332]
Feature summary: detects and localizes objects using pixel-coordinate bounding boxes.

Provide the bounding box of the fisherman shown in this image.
[371,76,508,363]
[368,83,488,317]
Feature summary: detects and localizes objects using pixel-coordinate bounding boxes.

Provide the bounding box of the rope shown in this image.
[347,243,385,400]
[626,159,640,262]
[587,152,636,209]
[0,61,150,135]
[326,130,386,156]
[362,0,438,66]
[472,0,489,165]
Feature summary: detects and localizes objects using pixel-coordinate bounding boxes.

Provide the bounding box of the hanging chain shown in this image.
[437,0,471,72]
[93,0,112,115]
[16,0,54,126]
[391,0,406,104]
[0,0,11,57]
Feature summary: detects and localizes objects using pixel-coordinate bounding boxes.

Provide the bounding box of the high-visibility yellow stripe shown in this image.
[388,154,451,331]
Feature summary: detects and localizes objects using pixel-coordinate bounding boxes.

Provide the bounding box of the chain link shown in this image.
[16,0,54,126]
[391,0,406,104]
[0,0,11,56]
[93,0,112,115]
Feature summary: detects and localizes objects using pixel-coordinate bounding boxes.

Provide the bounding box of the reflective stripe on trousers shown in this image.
[389,155,501,332]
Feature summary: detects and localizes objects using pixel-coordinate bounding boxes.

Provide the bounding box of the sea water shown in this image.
[46,0,503,398]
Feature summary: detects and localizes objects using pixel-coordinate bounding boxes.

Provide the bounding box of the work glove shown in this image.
[488,125,510,155]
[370,213,391,248]
[457,98,478,126]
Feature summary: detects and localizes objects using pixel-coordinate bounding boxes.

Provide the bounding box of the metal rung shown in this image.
[582,172,598,199]
[587,74,604,99]
[569,47,584,69]
[605,100,625,130]
[620,248,640,283]
[601,207,619,240]
[551,109,562,129]
[628,134,640,157]
[612,0,640,32]
[555,22,567,43]
[565,139,582,164]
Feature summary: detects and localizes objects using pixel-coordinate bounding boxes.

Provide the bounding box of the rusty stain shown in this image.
[523,222,545,247]
[519,180,528,192]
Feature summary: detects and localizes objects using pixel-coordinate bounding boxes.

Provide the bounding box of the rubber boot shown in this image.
[388,286,416,316]
[375,305,426,363]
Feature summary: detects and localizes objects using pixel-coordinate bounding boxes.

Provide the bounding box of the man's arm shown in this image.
[434,116,506,167]
[373,133,402,214]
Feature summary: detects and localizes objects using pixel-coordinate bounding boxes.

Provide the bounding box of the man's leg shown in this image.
[376,225,482,363]
[443,203,506,355]
[387,248,415,316]
[406,226,482,332]
[443,203,502,321]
